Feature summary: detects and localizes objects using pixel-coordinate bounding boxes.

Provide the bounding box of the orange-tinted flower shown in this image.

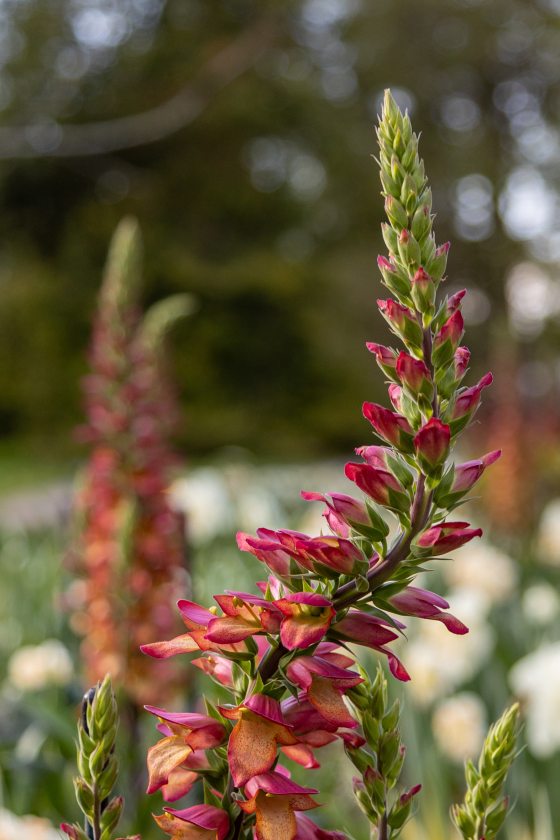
[239,771,318,840]
[220,694,297,787]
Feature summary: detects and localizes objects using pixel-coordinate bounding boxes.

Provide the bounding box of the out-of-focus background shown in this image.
[0,0,559,838]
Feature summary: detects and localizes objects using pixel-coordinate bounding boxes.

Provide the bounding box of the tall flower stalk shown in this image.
[68,218,191,708]
[141,91,512,839]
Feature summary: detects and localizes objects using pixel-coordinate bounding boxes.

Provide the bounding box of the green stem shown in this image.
[378,812,388,840]
[92,786,101,840]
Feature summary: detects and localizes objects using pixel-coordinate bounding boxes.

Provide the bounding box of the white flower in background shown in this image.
[522,582,560,626]
[0,808,61,839]
[441,542,518,604]
[8,639,73,692]
[406,588,494,707]
[170,469,233,544]
[432,693,487,763]
[221,463,283,532]
[536,499,560,566]
[510,642,560,757]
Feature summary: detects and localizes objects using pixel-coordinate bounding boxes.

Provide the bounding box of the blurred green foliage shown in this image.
[0,0,559,457]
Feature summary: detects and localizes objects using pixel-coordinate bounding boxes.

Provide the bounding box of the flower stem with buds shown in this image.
[139,89,504,840]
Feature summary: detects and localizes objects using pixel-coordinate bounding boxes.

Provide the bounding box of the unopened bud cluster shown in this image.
[451,704,520,840]
[347,666,421,838]
[61,676,139,840]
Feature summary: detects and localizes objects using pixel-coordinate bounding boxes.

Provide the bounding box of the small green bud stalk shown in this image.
[451,703,520,840]
[61,675,138,840]
[347,666,421,839]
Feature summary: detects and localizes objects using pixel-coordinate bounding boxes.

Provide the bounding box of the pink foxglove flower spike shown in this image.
[141,90,507,839]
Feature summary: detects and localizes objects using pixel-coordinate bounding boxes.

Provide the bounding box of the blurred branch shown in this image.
[0,14,280,159]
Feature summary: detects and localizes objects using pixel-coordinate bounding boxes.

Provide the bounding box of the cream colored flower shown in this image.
[432,692,487,763]
[510,642,560,758]
[522,582,560,626]
[536,498,560,566]
[406,588,494,707]
[0,808,60,840]
[442,542,517,603]
[8,639,73,692]
[170,469,232,544]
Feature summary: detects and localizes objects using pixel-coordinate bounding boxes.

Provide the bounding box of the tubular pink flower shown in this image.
[454,346,470,379]
[416,521,483,554]
[434,310,464,352]
[366,341,398,369]
[377,299,423,347]
[144,707,226,794]
[388,586,468,635]
[161,751,210,803]
[396,351,431,394]
[275,592,335,650]
[220,694,297,787]
[301,490,370,538]
[191,654,234,687]
[240,771,318,840]
[387,383,404,412]
[286,655,362,727]
[345,462,409,512]
[452,449,502,494]
[204,593,281,644]
[141,600,249,659]
[410,267,435,312]
[236,531,296,577]
[447,288,466,315]
[294,535,365,575]
[155,804,230,840]
[355,444,392,469]
[362,402,414,451]
[330,611,410,681]
[414,418,451,472]
[451,372,493,422]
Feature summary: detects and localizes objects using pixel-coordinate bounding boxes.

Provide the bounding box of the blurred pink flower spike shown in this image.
[275,592,335,650]
[286,654,362,727]
[388,586,468,634]
[240,771,319,840]
[363,401,414,453]
[415,520,483,555]
[156,804,230,840]
[220,694,297,787]
[413,417,451,475]
[331,611,410,681]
